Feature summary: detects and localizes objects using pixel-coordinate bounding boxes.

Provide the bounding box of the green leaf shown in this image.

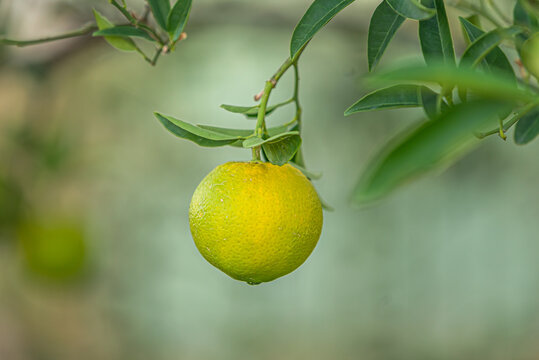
[515,107,539,144]
[353,101,510,205]
[262,134,302,166]
[367,62,537,102]
[220,99,293,118]
[345,84,428,115]
[167,0,192,42]
[460,26,523,68]
[418,0,455,66]
[93,26,154,42]
[197,124,291,147]
[459,18,515,77]
[290,0,355,58]
[419,86,445,120]
[155,113,243,147]
[367,1,405,71]
[242,131,300,148]
[92,9,137,52]
[385,0,435,20]
[148,0,171,31]
[290,162,322,180]
[514,0,538,31]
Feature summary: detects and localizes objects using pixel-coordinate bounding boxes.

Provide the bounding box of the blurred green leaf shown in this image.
[290,0,355,58]
[290,162,322,180]
[148,0,171,31]
[345,84,438,115]
[367,1,405,71]
[93,26,154,42]
[353,101,510,205]
[242,131,300,148]
[385,0,435,20]
[367,62,537,102]
[418,0,455,66]
[460,26,523,68]
[92,9,137,51]
[514,0,538,31]
[155,113,243,147]
[262,134,302,166]
[167,0,192,42]
[460,18,515,77]
[220,99,293,118]
[515,107,539,144]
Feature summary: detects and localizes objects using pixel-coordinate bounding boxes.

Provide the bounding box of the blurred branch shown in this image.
[0,23,97,47]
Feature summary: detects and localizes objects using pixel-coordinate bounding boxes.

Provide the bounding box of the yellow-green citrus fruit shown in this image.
[189,161,323,284]
[521,32,539,79]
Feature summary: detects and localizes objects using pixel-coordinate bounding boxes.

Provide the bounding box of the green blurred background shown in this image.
[1,0,539,359]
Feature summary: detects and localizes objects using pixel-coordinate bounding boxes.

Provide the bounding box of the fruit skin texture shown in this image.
[189,161,323,284]
[521,32,539,79]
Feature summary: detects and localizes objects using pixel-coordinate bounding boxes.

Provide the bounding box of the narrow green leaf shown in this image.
[242,131,300,148]
[514,0,538,31]
[93,26,154,42]
[367,1,405,71]
[220,99,293,118]
[418,0,456,66]
[92,9,137,51]
[460,26,523,68]
[346,85,426,115]
[290,0,355,58]
[367,62,537,102]
[155,113,243,147]
[290,162,322,180]
[515,108,539,144]
[385,0,435,20]
[148,0,171,31]
[420,86,444,120]
[459,18,515,77]
[198,124,291,138]
[353,101,510,204]
[262,134,302,166]
[167,0,192,42]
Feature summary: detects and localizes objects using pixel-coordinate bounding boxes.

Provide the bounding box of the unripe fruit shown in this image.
[189,162,323,284]
[521,32,539,79]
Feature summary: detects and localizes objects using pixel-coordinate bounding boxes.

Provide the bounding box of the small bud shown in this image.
[178,32,188,41]
[254,90,264,101]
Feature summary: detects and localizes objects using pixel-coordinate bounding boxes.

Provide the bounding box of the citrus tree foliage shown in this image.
[2,0,539,206]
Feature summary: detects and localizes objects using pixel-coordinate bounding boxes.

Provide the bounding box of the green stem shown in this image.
[253,46,307,155]
[293,62,302,130]
[150,46,163,66]
[0,23,97,47]
[476,100,539,139]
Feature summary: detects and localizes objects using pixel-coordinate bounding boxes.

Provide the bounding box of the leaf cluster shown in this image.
[346,0,539,204]
[92,0,192,65]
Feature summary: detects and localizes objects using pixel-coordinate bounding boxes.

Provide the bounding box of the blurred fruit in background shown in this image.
[16,218,87,281]
[521,32,539,78]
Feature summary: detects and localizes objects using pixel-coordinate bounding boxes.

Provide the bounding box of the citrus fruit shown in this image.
[521,32,539,79]
[189,161,323,284]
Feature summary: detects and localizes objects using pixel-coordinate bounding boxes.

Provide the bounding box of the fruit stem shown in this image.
[253,45,307,159]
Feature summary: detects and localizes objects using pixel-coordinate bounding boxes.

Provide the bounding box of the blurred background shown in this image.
[1,0,539,359]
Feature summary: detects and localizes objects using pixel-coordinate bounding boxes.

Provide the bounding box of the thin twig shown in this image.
[0,23,97,47]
